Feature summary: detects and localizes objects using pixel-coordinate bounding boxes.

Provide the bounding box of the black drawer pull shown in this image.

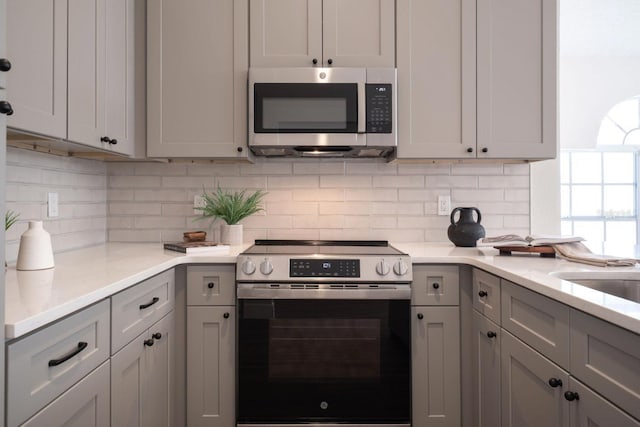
[223,312,230,319]
[548,378,563,388]
[432,282,440,289]
[487,331,497,338]
[139,297,160,310]
[564,391,579,401]
[144,338,154,347]
[152,332,162,340]
[207,282,215,289]
[48,341,88,367]
[417,313,424,320]
[478,290,488,297]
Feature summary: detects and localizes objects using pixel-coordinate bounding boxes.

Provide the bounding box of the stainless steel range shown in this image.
[236,240,412,427]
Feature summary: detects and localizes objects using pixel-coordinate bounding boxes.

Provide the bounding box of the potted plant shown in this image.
[195,187,267,245]
[5,210,20,269]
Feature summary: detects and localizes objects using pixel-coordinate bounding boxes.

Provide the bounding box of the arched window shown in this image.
[597,95,640,146]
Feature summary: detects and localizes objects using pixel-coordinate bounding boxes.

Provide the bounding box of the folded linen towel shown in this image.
[552,242,638,267]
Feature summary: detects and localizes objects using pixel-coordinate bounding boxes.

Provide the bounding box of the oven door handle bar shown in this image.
[237,283,411,300]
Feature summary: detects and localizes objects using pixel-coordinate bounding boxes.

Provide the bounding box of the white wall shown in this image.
[5,148,107,262]
[106,159,531,244]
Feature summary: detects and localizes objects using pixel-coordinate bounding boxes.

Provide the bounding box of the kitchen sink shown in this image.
[551,271,640,304]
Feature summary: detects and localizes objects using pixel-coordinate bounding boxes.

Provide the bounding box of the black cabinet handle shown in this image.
[207,282,215,289]
[312,58,318,65]
[327,58,333,65]
[432,282,440,289]
[478,290,488,297]
[237,146,243,153]
[109,138,118,145]
[0,100,14,116]
[139,297,160,310]
[100,136,118,145]
[481,147,488,153]
[417,313,424,320]
[467,147,473,153]
[223,312,230,319]
[144,338,154,347]
[548,378,563,388]
[48,342,88,367]
[564,391,579,401]
[487,331,497,338]
[0,58,11,72]
[152,332,162,340]
[100,136,110,143]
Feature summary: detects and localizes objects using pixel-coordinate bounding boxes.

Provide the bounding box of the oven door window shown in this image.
[238,299,410,424]
[254,83,359,133]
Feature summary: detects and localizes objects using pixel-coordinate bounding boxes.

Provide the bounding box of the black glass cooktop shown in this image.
[243,239,404,256]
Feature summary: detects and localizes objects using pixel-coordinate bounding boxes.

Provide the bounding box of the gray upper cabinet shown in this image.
[250,0,395,68]
[6,0,67,139]
[68,0,138,156]
[7,0,140,156]
[397,0,556,160]
[147,0,249,159]
[0,0,7,90]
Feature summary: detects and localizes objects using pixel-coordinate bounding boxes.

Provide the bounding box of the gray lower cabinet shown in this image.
[568,378,640,427]
[111,311,174,427]
[186,265,236,427]
[22,360,111,427]
[501,330,570,427]
[471,310,501,427]
[411,264,461,427]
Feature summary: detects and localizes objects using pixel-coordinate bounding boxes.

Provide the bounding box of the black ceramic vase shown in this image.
[447,207,485,247]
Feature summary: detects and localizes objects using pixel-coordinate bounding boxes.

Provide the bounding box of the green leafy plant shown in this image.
[195,187,267,225]
[5,210,20,231]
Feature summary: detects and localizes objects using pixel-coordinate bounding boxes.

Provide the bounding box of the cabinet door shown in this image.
[570,309,640,421]
[396,0,476,158]
[501,330,569,427]
[472,269,501,324]
[187,306,235,427]
[471,311,501,427]
[249,0,322,67]
[476,0,556,159]
[568,378,640,427]
[111,312,174,427]
[322,0,395,67]
[412,306,461,427]
[6,0,67,138]
[68,0,106,148]
[22,361,110,427]
[104,0,136,155]
[147,0,249,158]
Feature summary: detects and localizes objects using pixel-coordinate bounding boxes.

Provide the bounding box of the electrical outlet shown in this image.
[437,195,450,216]
[48,192,59,217]
[193,195,206,215]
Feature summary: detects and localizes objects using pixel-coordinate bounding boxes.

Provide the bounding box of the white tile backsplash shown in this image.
[5,149,532,257]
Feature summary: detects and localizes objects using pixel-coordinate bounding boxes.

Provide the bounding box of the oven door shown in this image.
[237,295,410,426]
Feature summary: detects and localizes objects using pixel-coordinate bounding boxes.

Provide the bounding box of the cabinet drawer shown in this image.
[112,269,175,353]
[22,360,110,427]
[411,264,459,306]
[502,280,570,369]
[570,309,640,420]
[7,299,110,427]
[568,377,640,427]
[187,265,236,306]
[472,269,501,324]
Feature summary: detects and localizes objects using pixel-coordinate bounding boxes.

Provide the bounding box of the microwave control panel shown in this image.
[365,84,393,133]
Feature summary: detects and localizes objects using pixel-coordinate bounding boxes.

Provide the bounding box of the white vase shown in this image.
[220,224,243,245]
[16,221,55,271]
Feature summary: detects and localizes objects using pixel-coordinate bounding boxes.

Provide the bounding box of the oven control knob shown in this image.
[376,260,390,276]
[241,259,256,275]
[393,260,409,276]
[260,259,274,275]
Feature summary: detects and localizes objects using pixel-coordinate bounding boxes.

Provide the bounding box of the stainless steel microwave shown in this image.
[248,67,397,158]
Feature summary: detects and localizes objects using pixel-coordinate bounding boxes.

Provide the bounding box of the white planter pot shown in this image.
[220,224,243,245]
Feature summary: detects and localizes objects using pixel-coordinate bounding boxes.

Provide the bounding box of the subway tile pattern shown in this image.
[5,148,108,262]
[106,158,531,244]
[5,149,531,259]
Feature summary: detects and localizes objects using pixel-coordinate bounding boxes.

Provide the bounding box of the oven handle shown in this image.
[237,283,410,300]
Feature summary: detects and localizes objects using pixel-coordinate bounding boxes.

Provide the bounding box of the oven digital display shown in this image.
[290,259,360,277]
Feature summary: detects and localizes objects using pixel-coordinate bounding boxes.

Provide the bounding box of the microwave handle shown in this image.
[358,82,366,133]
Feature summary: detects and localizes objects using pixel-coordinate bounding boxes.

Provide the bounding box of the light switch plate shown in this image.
[437,195,450,216]
[48,192,59,217]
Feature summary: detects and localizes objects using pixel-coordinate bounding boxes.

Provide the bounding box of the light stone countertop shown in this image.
[5,242,640,340]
